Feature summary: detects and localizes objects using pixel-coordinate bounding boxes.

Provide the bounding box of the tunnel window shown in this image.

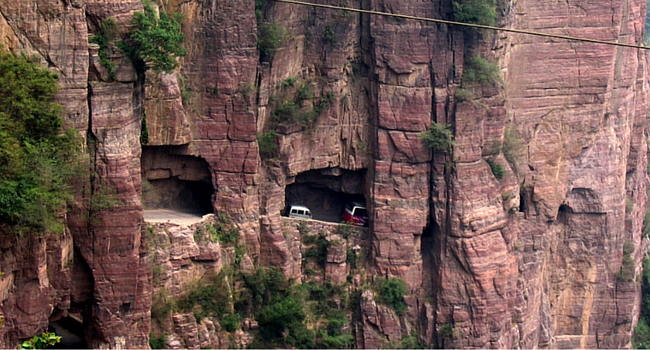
[141,145,214,215]
[285,168,367,223]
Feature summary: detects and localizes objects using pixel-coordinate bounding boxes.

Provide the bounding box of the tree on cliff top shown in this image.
[0,51,81,234]
[121,0,186,73]
[451,0,498,27]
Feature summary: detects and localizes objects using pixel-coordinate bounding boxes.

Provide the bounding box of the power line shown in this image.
[273,0,650,50]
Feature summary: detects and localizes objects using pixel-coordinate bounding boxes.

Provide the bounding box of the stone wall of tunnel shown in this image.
[141,145,214,214]
[284,168,368,223]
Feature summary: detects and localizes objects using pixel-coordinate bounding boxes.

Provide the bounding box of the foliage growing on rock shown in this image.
[451,0,497,27]
[633,257,650,348]
[419,122,455,153]
[462,56,500,86]
[374,277,408,314]
[257,21,288,61]
[257,131,278,159]
[89,18,119,78]
[19,332,61,350]
[486,159,506,179]
[121,0,186,73]
[0,51,82,234]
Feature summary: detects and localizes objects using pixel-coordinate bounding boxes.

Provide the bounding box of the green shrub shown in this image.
[271,99,298,123]
[374,277,408,314]
[419,122,455,153]
[149,333,167,349]
[486,159,506,179]
[257,21,288,61]
[89,18,119,78]
[197,214,239,244]
[462,56,500,86]
[257,131,278,158]
[337,222,354,239]
[20,332,61,350]
[296,82,315,102]
[634,318,650,349]
[304,232,330,268]
[298,221,309,235]
[0,51,82,234]
[635,257,650,348]
[282,76,297,87]
[122,0,186,73]
[451,0,497,27]
[258,298,306,339]
[242,267,293,313]
[346,248,357,269]
[439,323,454,341]
[454,88,474,102]
[619,241,636,282]
[322,25,337,45]
[221,313,241,332]
[151,289,174,324]
[176,273,231,321]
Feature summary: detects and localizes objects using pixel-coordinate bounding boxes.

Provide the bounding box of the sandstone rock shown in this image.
[172,313,200,349]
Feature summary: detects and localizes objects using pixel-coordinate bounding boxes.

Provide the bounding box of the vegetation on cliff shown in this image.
[633,256,650,348]
[461,56,501,86]
[90,18,119,79]
[451,0,498,27]
[0,51,81,234]
[419,122,455,153]
[120,0,186,73]
[19,331,61,350]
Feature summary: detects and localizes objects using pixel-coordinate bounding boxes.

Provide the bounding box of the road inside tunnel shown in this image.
[285,182,365,223]
[143,209,206,226]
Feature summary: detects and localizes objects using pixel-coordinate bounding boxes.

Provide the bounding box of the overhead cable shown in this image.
[273,0,650,50]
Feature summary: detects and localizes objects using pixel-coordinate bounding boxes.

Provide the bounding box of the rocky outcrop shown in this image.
[430,0,649,348]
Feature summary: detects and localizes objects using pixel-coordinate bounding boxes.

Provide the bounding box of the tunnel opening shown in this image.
[141,145,214,215]
[285,168,367,223]
[47,314,87,349]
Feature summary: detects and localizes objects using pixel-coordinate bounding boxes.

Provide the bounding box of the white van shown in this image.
[287,205,312,220]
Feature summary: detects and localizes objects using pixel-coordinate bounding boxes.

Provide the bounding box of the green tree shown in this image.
[419,122,455,153]
[257,21,288,61]
[0,51,81,234]
[375,277,408,314]
[123,0,186,73]
[462,56,501,86]
[451,0,497,27]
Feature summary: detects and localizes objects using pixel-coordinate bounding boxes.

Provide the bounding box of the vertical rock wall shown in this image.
[431,0,649,348]
[0,0,150,348]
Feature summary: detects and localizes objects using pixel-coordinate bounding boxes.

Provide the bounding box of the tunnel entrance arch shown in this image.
[141,145,214,215]
[285,167,367,223]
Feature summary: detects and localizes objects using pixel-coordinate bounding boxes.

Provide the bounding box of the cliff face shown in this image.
[0,0,647,348]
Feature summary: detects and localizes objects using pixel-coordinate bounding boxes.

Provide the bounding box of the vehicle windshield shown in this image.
[354,208,367,217]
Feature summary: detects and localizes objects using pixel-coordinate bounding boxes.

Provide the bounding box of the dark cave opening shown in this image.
[141,145,214,215]
[285,168,367,223]
[48,315,87,349]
